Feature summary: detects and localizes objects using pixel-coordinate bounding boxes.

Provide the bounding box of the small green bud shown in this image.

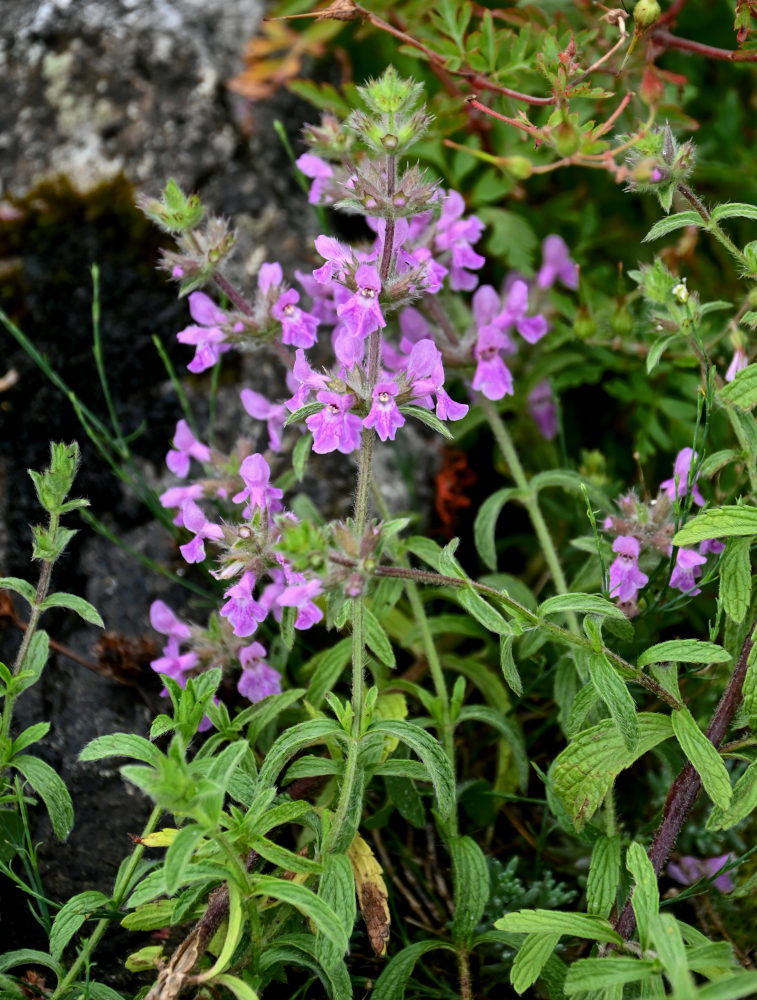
[672,278,689,304]
[573,306,596,340]
[633,0,661,28]
[611,304,634,336]
[381,134,398,151]
[500,156,533,180]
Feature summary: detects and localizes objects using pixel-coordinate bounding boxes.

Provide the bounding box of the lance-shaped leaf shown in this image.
[586,834,620,918]
[588,652,639,752]
[368,719,455,819]
[671,707,732,810]
[643,211,704,241]
[673,506,757,545]
[637,640,732,669]
[450,835,490,946]
[550,714,673,831]
[626,842,659,951]
[720,537,752,624]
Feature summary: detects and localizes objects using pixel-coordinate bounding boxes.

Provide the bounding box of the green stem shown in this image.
[480,396,578,633]
[678,182,754,273]
[51,804,162,1000]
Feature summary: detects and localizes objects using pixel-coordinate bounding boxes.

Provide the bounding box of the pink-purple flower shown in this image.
[272,288,319,348]
[537,235,579,290]
[241,388,287,452]
[725,345,748,382]
[232,453,284,513]
[434,190,485,291]
[667,853,734,893]
[363,381,405,441]
[608,536,649,603]
[178,499,224,563]
[670,546,707,595]
[221,570,267,637]
[176,292,231,373]
[296,153,334,204]
[528,381,559,440]
[305,391,363,454]
[660,448,705,506]
[166,419,211,478]
[336,265,386,340]
[238,642,281,702]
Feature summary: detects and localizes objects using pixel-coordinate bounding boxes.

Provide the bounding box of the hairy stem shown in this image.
[613,623,755,940]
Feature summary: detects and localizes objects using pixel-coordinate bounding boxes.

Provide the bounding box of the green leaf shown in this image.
[195,880,245,982]
[39,592,104,627]
[383,773,425,827]
[509,933,561,995]
[711,202,757,223]
[497,909,622,944]
[13,753,74,840]
[637,640,732,668]
[499,634,522,696]
[673,506,757,545]
[695,972,757,1000]
[316,852,355,969]
[457,705,528,791]
[450,835,489,945]
[626,842,659,950]
[252,876,348,953]
[438,537,466,580]
[720,537,752,624]
[0,950,64,981]
[720,363,757,411]
[539,593,628,621]
[164,824,206,895]
[457,587,511,635]
[257,719,345,789]
[565,956,657,993]
[212,975,260,1000]
[671,708,732,810]
[50,890,109,960]
[647,334,680,374]
[399,403,454,439]
[120,899,176,931]
[14,630,50,694]
[588,652,639,752]
[550,714,673,831]
[477,206,538,271]
[11,722,50,755]
[371,940,455,1000]
[586,834,620,918]
[649,913,690,994]
[474,488,522,570]
[642,211,704,241]
[363,608,396,668]
[79,732,162,765]
[405,535,444,571]
[369,719,455,819]
[0,576,36,606]
[708,757,757,830]
[248,834,323,875]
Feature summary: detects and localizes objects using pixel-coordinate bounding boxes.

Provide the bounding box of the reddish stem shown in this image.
[614,624,755,941]
[652,27,757,61]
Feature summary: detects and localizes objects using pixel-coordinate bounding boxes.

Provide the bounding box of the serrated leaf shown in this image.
[626,842,659,950]
[540,593,627,621]
[363,608,396,667]
[317,852,356,968]
[249,834,322,875]
[643,211,704,241]
[720,537,752,624]
[39,592,104,627]
[588,652,639,752]
[0,950,64,981]
[509,933,561,995]
[647,334,680,373]
[257,719,345,789]
[720,363,757,411]
[474,488,522,571]
[711,202,757,223]
[79,732,162,765]
[565,956,657,993]
[671,707,732,810]
[586,834,620,918]
[550,714,673,831]
[695,972,757,1000]
[637,640,732,668]
[369,719,455,819]
[708,756,757,830]
[497,909,622,944]
[13,753,74,840]
[673,506,757,545]
[450,835,489,945]
[0,576,36,606]
[50,890,109,960]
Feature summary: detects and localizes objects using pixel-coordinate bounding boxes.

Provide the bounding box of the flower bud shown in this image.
[573,306,596,340]
[633,0,661,28]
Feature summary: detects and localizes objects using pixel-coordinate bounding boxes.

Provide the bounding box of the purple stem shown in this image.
[614,622,755,940]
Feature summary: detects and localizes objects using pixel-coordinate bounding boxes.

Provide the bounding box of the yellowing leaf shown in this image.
[348,833,390,956]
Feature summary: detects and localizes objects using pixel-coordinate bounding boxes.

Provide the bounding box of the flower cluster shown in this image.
[604,447,721,615]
